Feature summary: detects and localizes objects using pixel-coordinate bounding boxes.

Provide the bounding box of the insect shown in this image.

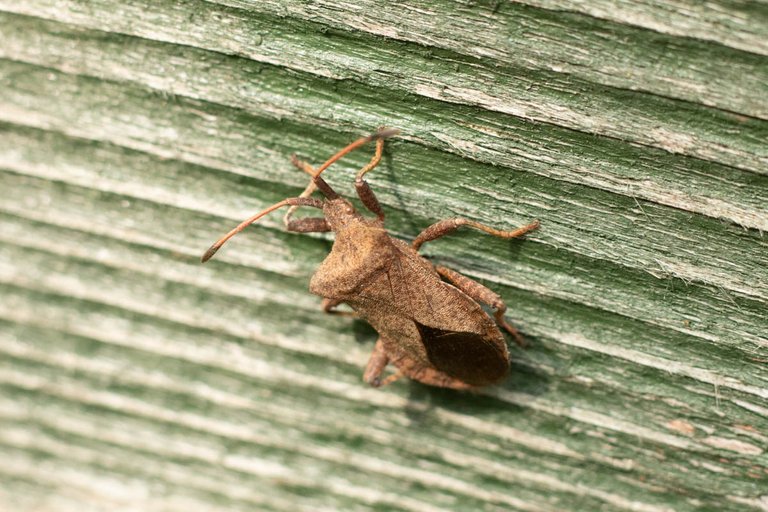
[202,129,539,389]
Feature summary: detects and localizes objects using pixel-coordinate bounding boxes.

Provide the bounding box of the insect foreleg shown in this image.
[283,162,319,229]
[354,137,386,220]
[435,265,527,348]
[286,217,331,232]
[283,155,341,230]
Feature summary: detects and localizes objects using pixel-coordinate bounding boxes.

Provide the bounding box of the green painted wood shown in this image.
[0,2,766,511]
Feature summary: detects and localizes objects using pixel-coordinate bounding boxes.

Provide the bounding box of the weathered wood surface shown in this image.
[0,1,766,511]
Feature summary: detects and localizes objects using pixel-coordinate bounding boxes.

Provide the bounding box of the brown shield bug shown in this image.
[202,129,539,389]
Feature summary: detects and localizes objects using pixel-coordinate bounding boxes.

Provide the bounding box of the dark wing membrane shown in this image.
[415,321,509,386]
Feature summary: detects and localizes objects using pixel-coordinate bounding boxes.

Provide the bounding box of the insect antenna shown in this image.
[311,128,400,179]
[201,196,324,263]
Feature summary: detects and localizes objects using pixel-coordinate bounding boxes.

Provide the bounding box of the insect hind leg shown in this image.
[363,338,392,387]
[374,338,476,390]
[435,265,528,348]
[393,354,475,389]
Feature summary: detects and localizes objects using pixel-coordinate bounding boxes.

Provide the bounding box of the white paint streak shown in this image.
[542,330,768,401]
[0,368,549,511]
[491,388,694,450]
[703,436,763,456]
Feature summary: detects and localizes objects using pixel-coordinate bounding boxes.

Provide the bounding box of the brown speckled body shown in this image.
[310,200,510,389]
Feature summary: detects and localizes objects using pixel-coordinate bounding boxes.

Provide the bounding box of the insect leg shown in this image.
[363,338,393,387]
[371,337,479,389]
[284,158,324,228]
[285,217,331,233]
[388,352,474,389]
[435,265,528,348]
[354,137,386,220]
[289,153,341,200]
[311,128,398,204]
[412,218,539,252]
[321,297,356,317]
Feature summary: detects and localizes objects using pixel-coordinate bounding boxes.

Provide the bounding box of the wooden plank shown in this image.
[0,1,766,511]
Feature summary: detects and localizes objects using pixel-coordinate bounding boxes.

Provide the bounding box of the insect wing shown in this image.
[415,321,509,386]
